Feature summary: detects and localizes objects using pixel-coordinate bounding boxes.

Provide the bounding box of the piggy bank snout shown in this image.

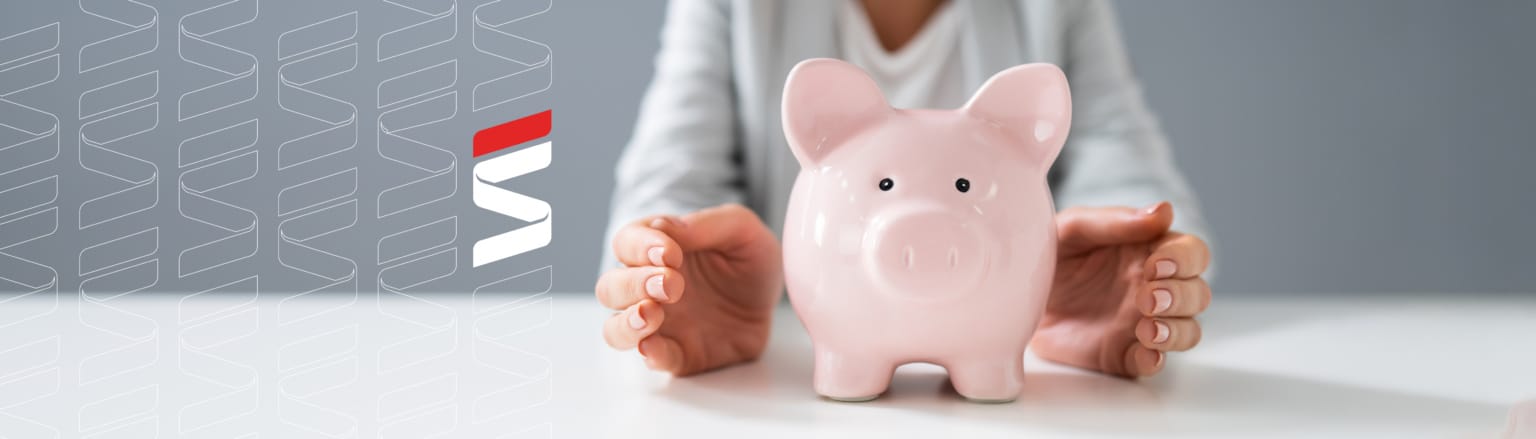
[867,207,987,294]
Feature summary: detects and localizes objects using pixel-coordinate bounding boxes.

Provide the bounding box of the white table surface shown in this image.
[1,291,1532,438]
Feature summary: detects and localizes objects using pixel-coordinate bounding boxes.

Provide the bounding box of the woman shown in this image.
[595,0,1214,379]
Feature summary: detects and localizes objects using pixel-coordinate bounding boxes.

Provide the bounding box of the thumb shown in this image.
[1057,202,1174,254]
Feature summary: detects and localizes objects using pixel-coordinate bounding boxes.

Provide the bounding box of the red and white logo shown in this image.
[472,110,552,267]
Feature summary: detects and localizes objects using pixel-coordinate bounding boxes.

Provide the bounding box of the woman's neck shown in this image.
[859,0,948,53]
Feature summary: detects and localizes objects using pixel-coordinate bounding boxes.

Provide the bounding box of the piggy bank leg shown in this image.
[813,348,895,402]
[946,354,1025,403]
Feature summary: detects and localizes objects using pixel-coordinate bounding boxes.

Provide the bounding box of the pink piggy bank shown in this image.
[781,58,1070,402]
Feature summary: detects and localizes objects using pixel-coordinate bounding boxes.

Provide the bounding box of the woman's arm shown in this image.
[602,0,743,272]
[1054,0,1216,273]
[1027,1,1216,377]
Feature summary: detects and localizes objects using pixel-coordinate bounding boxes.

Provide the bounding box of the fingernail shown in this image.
[1154,351,1165,368]
[650,216,686,230]
[1153,321,1170,343]
[647,247,666,266]
[649,217,669,229]
[1155,260,1177,279]
[1142,203,1163,216]
[645,275,667,301]
[628,309,646,329]
[1152,289,1172,313]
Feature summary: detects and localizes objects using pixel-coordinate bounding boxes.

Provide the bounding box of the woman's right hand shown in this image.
[595,204,784,376]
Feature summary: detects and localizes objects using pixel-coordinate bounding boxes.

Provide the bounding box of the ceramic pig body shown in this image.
[781,59,1071,402]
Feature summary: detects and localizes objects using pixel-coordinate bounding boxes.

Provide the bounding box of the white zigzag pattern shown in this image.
[373,0,463,434]
[0,20,63,439]
[469,0,555,435]
[75,0,163,436]
[469,0,554,268]
[276,9,364,437]
[174,0,263,436]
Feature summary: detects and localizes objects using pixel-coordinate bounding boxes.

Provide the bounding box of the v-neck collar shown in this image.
[840,0,964,76]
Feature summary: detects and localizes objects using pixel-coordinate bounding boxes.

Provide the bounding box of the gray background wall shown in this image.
[1113,0,1536,294]
[2,1,1533,295]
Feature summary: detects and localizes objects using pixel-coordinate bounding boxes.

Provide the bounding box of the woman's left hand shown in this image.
[1031,202,1213,378]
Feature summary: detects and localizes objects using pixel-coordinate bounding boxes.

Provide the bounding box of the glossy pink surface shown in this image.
[780,59,1071,402]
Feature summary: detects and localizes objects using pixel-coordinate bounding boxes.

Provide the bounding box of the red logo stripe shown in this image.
[473,109,552,157]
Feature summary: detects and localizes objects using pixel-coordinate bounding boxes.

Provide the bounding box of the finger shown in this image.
[638,334,689,375]
[1057,202,1174,255]
[1121,343,1165,378]
[602,300,665,350]
[1135,317,1202,352]
[672,204,775,253]
[1145,232,1211,280]
[1137,277,1211,317]
[595,266,685,309]
[612,216,685,268]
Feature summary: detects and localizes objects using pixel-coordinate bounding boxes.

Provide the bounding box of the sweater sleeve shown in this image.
[1053,0,1218,277]
[600,0,745,273]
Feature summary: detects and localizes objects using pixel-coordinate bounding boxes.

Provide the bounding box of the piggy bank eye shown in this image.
[878,178,894,191]
[955,178,971,193]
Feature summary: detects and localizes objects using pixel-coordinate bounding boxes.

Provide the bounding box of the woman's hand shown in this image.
[595,204,784,376]
[1031,202,1213,378]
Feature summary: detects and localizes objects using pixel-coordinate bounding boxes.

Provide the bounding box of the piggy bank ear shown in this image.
[782,58,890,166]
[963,63,1072,167]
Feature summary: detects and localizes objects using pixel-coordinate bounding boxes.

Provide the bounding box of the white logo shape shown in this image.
[472,141,551,267]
